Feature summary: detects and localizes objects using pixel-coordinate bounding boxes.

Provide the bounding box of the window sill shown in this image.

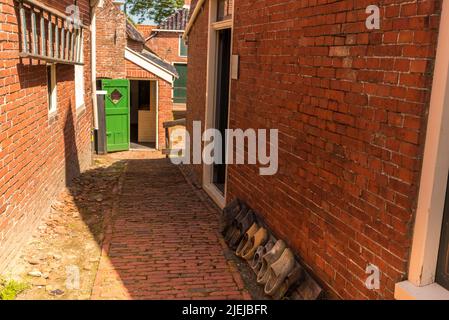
[395,281,449,300]
[173,103,187,112]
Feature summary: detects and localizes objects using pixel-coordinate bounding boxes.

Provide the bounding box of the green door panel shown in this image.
[102,79,130,153]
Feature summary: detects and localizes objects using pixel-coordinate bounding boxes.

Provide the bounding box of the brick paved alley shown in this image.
[91,152,250,300]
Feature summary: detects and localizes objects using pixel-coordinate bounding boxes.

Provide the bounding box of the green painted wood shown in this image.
[102,79,130,153]
[174,63,187,104]
[179,36,188,57]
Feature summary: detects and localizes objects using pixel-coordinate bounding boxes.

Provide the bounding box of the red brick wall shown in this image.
[125,59,174,148]
[127,38,144,53]
[0,0,93,271]
[186,0,443,299]
[185,0,208,186]
[136,25,157,39]
[96,0,127,78]
[146,32,187,63]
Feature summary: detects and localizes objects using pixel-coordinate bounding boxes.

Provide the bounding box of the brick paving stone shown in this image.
[91,155,247,300]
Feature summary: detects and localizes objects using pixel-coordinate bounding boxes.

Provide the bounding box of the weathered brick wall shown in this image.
[186,0,442,299]
[125,59,174,148]
[96,0,127,78]
[0,0,93,271]
[185,0,208,185]
[146,32,187,63]
[127,38,144,53]
[136,25,156,39]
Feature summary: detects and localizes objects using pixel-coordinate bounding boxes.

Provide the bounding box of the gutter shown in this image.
[183,0,206,40]
[147,29,185,42]
[125,47,178,78]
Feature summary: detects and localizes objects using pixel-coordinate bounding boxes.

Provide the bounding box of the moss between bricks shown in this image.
[0,277,29,300]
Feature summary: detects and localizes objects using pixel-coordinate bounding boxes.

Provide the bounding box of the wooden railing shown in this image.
[16,0,85,65]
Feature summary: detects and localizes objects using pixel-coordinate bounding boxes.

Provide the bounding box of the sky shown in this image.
[121,4,156,25]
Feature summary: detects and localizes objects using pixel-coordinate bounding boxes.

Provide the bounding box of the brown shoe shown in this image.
[236,223,259,257]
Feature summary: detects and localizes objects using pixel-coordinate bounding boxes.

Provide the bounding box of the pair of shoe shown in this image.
[224,207,256,250]
[235,224,268,260]
[221,199,241,235]
[254,240,304,299]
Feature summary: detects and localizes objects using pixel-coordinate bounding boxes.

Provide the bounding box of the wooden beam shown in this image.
[163,118,186,128]
[162,149,183,156]
[19,52,84,65]
[54,17,59,59]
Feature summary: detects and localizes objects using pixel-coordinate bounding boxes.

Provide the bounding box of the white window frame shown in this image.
[395,0,449,300]
[47,63,57,115]
[179,34,188,58]
[75,41,85,112]
[203,0,234,209]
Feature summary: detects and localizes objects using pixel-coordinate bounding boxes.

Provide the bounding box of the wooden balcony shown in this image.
[16,0,85,65]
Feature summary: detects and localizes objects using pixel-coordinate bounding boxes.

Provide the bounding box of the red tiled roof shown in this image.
[158,8,190,31]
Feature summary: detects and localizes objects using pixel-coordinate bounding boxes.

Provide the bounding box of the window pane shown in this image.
[179,36,188,57]
[217,0,233,21]
[174,64,187,104]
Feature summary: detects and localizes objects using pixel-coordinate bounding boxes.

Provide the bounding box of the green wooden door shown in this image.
[102,79,130,152]
[174,63,187,104]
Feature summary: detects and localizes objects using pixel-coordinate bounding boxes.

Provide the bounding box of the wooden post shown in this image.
[48,13,52,57]
[19,2,29,54]
[96,92,107,155]
[65,26,70,60]
[60,23,65,59]
[78,27,84,63]
[40,10,46,56]
[70,27,78,61]
[54,17,59,59]
[31,9,37,54]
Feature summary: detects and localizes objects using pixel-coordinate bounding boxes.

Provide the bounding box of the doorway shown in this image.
[213,28,232,193]
[130,80,157,150]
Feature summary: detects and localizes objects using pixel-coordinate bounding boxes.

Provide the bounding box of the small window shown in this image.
[217,0,233,21]
[179,35,188,57]
[174,63,187,104]
[47,64,57,114]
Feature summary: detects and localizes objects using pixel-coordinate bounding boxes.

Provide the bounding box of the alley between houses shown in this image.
[10,151,253,300]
